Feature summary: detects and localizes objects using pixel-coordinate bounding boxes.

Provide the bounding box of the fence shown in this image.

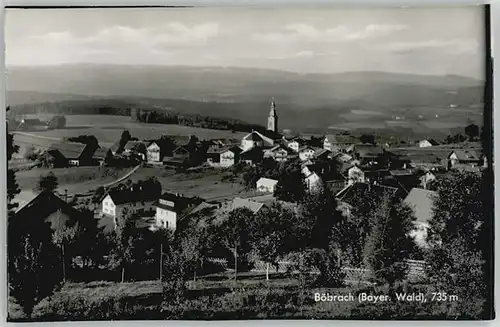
[206,257,428,284]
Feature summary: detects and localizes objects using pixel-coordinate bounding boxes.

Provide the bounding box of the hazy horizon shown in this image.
[5,7,486,79]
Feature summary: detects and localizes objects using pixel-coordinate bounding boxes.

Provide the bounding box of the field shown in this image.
[125,167,251,202]
[13,167,130,209]
[20,114,246,146]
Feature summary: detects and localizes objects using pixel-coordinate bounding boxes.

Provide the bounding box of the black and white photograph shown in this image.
[4,5,494,321]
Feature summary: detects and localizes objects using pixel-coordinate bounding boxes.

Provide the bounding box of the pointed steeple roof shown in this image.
[269,97,277,116]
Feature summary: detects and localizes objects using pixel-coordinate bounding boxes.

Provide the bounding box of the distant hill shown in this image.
[6,64,485,135]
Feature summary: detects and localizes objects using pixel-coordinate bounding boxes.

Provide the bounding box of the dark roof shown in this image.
[13,191,80,231]
[124,141,148,152]
[240,146,264,159]
[105,189,158,206]
[336,182,402,206]
[243,131,265,141]
[49,142,89,159]
[450,149,480,161]
[172,146,191,155]
[21,118,44,125]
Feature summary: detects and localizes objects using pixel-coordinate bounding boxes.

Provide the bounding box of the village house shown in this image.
[447,150,482,169]
[419,170,437,190]
[313,148,331,161]
[351,144,385,164]
[323,134,356,153]
[298,146,316,161]
[100,188,157,223]
[256,177,278,193]
[163,145,191,167]
[152,193,196,230]
[347,165,365,185]
[240,146,264,166]
[146,141,162,164]
[418,139,440,148]
[123,141,148,161]
[48,141,96,167]
[263,144,289,162]
[282,136,306,153]
[403,188,438,248]
[219,146,243,167]
[93,147,112,166]
[240,130,276,151]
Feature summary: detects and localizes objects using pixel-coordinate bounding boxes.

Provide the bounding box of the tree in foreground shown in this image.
[34,172,59,193]
[362,193,416,285]
[426,171,487,318]
[8,226,61,319]
[253,202,295,280]
[108,208,138,283]
[218,207,256,280]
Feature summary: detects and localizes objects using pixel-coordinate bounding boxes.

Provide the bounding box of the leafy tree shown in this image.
[360,134,376,145]
[34,172,58,193]
[52,224,78,282]
[218,207,256,280]
[253,202,295,280]
[92,186,106,204]
[274,161,306,202]
[362,193,416,285]
[8,224,61,319]
[299,184,343,251]
[426,171,487,317]
[108,208,138,282]
[118,130,131,153]
[24,146,40,161]
[465,123,479,141]
[7,106,20,214]
[37,151,56,168]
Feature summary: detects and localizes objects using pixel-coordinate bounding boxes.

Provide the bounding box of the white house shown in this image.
[299,146,316,161]
[347,165,365,185]
[418,140,433,148]
[147,142,161,163]
[263,144,289,162]
[100,190,155,223]
[241,132,264,151]
[256,177,278,193]
[220,147,242,167]
[154,193,179,230]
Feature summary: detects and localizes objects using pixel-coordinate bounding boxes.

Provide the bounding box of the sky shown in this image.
[5,7,486,78]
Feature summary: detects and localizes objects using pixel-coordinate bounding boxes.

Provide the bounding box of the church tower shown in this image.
[267,97,278,132]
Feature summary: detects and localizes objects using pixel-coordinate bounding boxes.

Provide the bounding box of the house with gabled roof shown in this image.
[146,141,162,163]
[256,177,279,193]
[123,141,148,161]
[323,134,356,152]
[241,130,275,151]
[100,187,159,223]
[448,149,481,168]
[263,144,290,162]
[93,147,112,166]
[152,192,201,230]
[419,139,440,148]
[48,141,96,167]
[240,146,264,166]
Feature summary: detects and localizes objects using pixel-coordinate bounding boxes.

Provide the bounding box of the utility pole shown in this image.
[159,243,163,282]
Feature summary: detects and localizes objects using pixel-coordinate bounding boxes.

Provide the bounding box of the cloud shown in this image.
[386,38,480,54]
[253,23,407,44]
[29,22,220,53]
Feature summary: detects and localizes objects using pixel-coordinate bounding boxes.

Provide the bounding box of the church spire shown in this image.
[267,97,278,132]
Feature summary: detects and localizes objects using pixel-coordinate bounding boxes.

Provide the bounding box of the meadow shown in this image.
[22,114,246,145]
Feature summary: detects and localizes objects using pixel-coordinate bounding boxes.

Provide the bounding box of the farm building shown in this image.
[225,197,265,214]
[163,146,191,167]
[352,144,385,162]
[282,136,306,153]
[448,150,482,168]
[16,118,47,131]
[256,177,278,193]
[48,141,96,167]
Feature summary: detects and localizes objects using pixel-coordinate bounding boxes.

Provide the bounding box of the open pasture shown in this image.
[126,167,250,202]
[22,114,246,146]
